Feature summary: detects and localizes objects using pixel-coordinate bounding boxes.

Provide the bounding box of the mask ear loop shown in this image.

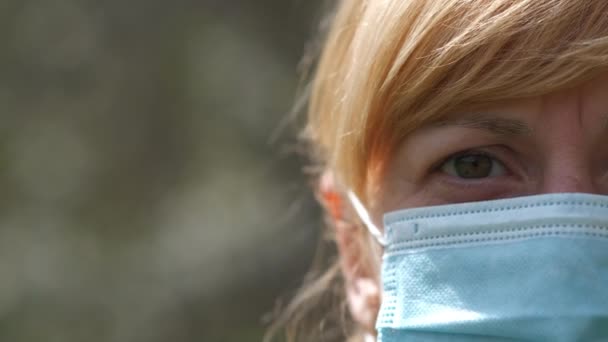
[346,191,388,246]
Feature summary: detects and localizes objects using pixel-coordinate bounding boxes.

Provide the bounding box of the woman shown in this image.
[269,0,608,341]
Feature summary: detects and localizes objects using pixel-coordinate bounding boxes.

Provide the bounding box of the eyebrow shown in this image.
[433,114,533,136]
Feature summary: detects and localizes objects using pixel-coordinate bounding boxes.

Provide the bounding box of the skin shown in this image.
[329,72,608,337]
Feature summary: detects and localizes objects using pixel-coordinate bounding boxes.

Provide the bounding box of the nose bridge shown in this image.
[540,152,595,194]
[536,90,598,194]
[541,172,593,194]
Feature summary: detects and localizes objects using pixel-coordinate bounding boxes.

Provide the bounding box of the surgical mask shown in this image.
[349,192,608,342]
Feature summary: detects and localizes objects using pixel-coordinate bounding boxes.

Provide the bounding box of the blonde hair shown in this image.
[310,0,608,198]
[268,0,608,341]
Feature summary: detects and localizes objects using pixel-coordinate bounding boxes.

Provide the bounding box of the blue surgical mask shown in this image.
[350,192,608,341]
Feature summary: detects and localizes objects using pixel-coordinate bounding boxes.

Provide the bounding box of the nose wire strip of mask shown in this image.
[347,191,388,246]
[383,193,608,250]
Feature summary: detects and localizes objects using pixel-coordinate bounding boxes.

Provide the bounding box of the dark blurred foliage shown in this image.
[0,0,323,340]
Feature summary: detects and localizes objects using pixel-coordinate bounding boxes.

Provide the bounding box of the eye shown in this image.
[440,153,507,179]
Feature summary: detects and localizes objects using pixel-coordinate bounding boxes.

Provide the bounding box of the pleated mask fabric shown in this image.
[375,193,608,342]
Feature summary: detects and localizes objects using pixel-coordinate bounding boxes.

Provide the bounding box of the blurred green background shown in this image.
[0,0,323,341]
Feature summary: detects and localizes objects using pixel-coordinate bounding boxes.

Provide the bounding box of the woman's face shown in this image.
[342,72,608,334]
[372,73,608,222]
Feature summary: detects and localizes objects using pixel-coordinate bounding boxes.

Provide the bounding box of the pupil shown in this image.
[454,155,492,178]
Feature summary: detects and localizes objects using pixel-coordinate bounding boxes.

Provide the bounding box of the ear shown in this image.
[319,172,381,333]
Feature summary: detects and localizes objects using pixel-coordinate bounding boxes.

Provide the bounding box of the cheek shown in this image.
[372,165,446,217]
[376,175,531,218]
[370,141,434,214]
[374,179,487,217]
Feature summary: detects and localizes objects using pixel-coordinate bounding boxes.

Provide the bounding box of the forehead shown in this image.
[432,74,608,136]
